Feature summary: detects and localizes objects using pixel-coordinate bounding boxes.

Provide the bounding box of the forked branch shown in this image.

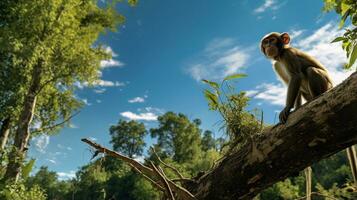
[81,138,196,200]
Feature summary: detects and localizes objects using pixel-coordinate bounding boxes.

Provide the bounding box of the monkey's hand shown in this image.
[279,107,291,124]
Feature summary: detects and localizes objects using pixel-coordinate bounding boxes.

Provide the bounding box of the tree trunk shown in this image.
[3,62,42,182]
[0,118,11,150]
[346,146,357,185]
[185,72,357,199]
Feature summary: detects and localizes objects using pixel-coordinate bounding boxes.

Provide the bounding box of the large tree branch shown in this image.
[187,72,357,199]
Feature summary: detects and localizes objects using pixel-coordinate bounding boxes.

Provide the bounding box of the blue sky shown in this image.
[28,0,355,180]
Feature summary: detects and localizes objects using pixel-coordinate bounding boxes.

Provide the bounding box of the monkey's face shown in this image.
[262,37,279,59]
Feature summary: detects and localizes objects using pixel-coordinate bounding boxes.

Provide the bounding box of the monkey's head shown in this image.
[261,32,290,60]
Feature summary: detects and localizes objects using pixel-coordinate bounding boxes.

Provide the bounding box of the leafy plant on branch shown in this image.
[202,74,262,150]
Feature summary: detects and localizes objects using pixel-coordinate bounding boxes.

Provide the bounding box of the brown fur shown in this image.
[261,32,333,123]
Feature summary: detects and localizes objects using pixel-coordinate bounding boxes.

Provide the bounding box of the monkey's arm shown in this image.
[280,75,301,123]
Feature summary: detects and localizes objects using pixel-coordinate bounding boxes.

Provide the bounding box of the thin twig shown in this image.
[151,147,185,179]
[32,111,80,134]
[130,164,165,192]
[150,162,175,200]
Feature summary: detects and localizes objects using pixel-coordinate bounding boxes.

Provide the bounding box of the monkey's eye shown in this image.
[262,40,269,45]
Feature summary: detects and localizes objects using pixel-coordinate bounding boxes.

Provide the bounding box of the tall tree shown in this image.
[26,166,72,200]
[150,112,202,163]
[1,0,133,181]
[201,130,216,152]
[110,120,147,158]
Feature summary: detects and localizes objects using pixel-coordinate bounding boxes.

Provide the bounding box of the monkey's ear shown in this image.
[281,33,290,45]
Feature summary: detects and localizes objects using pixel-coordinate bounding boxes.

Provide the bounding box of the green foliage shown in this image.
[312,151,354,188]
[26,166,72,200]
[73,162,109,200]
[324,0,357,69]
[202,74,261,149]
[201,130,216,151]
[259,179,300,200]
[150,112,203,163]
[0,182,46,200]
[316,183,357,199]
[110,120,147,158]
[21,159,36,179]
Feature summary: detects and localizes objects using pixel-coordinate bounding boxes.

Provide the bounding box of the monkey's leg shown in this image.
[306,67,330,96]
[294,91,302,110]
[346,146,357,186]
[304,167,312,200]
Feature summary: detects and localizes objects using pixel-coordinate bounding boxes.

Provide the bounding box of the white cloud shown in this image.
[57,144,73,151]
[253,0,279,14]
[187,38,250,81]
[246,83,286,106]
[75,79,125,90]
[100,46,124,68]
[137,107,165,114]
[92,80,125,87]
[128,97,145,103]
[89,137,98,141]
[33,135,50,154]
[120,111,158,121]
[94,88,106,94]
[57,170,76,180]
[289,29,305,39]
[46,159,56,164]
[100,59,124,68]
[104,46,118,57]
[81,98,91,106]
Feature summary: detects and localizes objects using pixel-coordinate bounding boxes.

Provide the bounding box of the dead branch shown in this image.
[150,162,175,200]
[151,147,185,180]
[130,164,165,192]
[81,138,196,200]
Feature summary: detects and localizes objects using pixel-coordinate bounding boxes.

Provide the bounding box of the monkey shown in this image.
[260,32,333,123]
[260,32,334,200]
[261,32,357,197]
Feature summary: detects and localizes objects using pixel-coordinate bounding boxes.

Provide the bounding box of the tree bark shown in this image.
[3,62,42,182]
[0,118,11,150]
[186,72,357,200]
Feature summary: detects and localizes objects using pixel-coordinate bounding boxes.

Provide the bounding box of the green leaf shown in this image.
[202,79,219,90]
[339,9,350,29]
[331,37,345,43]
[341,3,351,16]
[223,73,247,81]
[204,89,218,110]
[22,159,36,179]
[128,0,138,6]
[347,43,357,69]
